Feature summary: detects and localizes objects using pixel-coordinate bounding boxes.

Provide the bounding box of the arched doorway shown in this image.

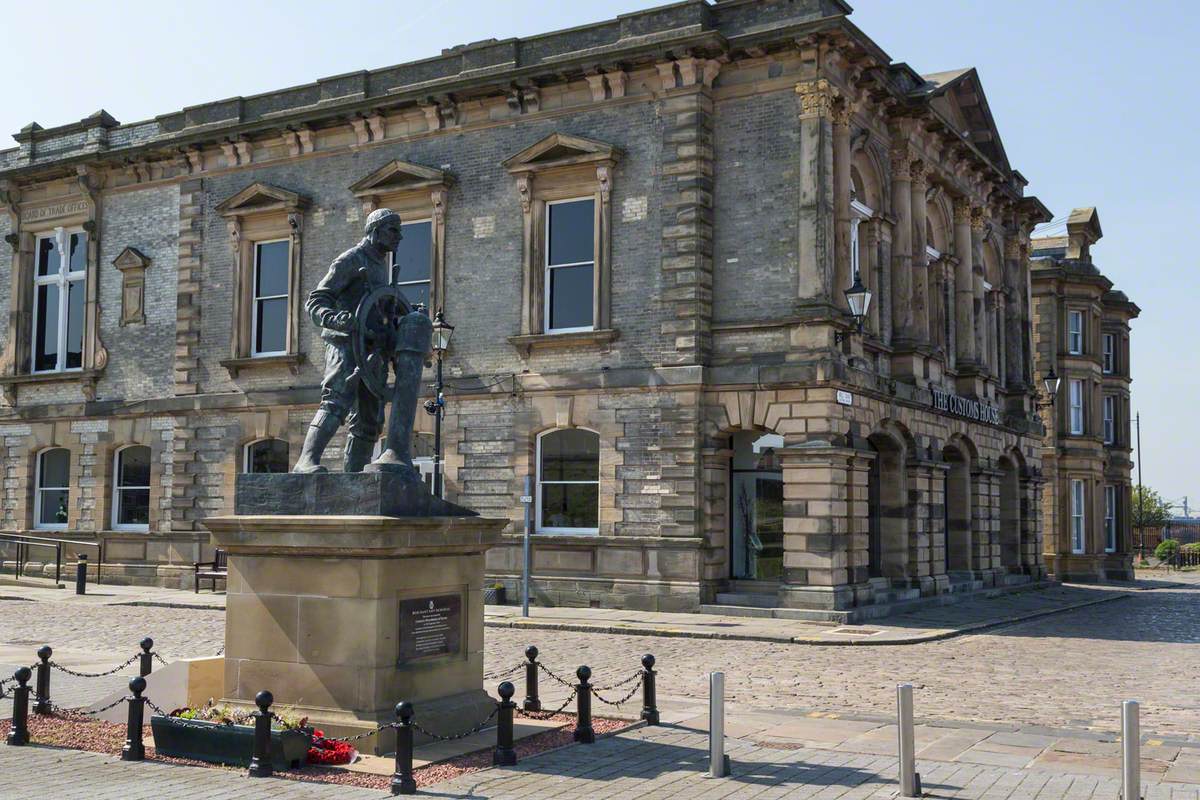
[729,431,784,582]
[942,441,973,574]
[867,432,908,581]
[998,454,1021,570]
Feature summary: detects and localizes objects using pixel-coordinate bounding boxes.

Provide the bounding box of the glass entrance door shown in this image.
[730,432,784,581]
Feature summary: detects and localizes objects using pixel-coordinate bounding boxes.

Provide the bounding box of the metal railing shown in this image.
[0,533,102,588]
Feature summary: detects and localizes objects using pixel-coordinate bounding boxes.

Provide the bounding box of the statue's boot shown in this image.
[343,434,376,473]
[292,410,341,473]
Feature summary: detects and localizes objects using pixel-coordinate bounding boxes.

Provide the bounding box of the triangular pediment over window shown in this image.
[112,246,150,272]
[215,182,309,217]
[503,133,620,174]
[348,160,452,199]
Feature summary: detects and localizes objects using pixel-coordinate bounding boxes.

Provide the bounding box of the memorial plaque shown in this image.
[398,594,462,663]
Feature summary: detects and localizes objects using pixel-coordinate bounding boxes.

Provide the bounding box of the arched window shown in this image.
[536,429,599,534]
[112,445,151,531]
[244,438,289,474]
[35,448,70,530]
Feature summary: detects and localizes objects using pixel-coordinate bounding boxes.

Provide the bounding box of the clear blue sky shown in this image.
[2,0,1194,512]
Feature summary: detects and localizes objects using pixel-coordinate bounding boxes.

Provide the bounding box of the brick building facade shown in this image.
[0,0,1056,620]
[1031,208,1139,581]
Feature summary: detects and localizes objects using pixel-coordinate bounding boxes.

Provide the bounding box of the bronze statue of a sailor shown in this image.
[293,208,432,476]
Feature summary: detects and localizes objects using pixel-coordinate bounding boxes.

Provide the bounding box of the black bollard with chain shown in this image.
[391,701,416,796]
[75,554,87,595]
[34,646,52,715]
[523,645,541,712]
[138,638,155,677]
[640,653,660,725]
[247,690,274,778]
[493,681,518,766]
[122,676,147,761]
[573,665,595,744]
[6,667,32,746]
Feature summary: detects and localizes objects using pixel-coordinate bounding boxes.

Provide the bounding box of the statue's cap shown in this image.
[365,208,402,234]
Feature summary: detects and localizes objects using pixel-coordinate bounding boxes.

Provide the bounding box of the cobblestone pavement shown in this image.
[3,725,1199,800]
[2,578,1199,738]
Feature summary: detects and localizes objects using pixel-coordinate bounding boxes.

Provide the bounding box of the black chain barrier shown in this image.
[591,678,643,707]
[515,689,577,720]
[593,670,642,693]
[536,661,579,689]
[48,654,139,678]
[152,653,170,668]
[411,704,500,742]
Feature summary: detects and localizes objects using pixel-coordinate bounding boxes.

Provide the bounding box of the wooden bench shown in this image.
[193,549,227,593]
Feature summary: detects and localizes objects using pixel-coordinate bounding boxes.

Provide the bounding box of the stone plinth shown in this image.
[203,510,507,754]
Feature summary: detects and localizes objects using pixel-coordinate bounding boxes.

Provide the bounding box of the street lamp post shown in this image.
[834,274,873,345]
[424,310,455,498]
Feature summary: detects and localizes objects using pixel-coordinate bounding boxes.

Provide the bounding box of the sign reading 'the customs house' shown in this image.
[398,594,462,663]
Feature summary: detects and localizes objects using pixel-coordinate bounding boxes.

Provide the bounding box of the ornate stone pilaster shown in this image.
[1002,233,1024,389]
[832,99,852,313]
[795,80,839,310]
[909,161,929,345]
[971,207,987,371]
[890,144,913,344]
[953,197,976,365]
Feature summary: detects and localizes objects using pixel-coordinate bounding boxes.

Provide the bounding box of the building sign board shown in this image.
[398,594,461,663]
[20,200,90,224]
[835,390,853,406]
[930,388,1001,425]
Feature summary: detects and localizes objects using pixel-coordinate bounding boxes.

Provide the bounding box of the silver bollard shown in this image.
[1122,700,1140,800]
[897,683,920,798]
[709,671,729,778]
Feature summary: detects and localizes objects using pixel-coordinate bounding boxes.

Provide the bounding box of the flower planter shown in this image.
[150,715,312,770]
[484,586,507,605]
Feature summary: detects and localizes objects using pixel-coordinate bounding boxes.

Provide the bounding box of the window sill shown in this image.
[221,353,306,378]
[508,328,618,356]
[0,369,103,404]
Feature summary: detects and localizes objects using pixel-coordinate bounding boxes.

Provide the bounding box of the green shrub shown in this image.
[1155,539,1180,560]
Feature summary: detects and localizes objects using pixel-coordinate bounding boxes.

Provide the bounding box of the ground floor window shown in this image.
[1071,479,1086,554]
[536,428,599,534]
[113,446,151,531]
[244,438,289,473]
[35,448,70,530]
[730,432,784,580]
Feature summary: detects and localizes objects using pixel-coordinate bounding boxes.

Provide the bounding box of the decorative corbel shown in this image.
[283,129,303,157]
[420,102,441,131]
[234,137,252,165]
[516,174,533,214]
[350,116,371,146]
[220,140,239,167]
[366,112,385,142]
[430,187,448,223]
[702,59,724,88]
[506,86,523,114]
[295,125,315,154]
[584,72,607,102]
[521,87,541,114]
[596,164,612,204]
[607,70,627,98]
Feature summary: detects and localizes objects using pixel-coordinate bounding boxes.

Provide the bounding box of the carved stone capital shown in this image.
[795,79,839,117]
[909,158,927,187]
[830,98,852,126]
[953,196,972,223]
[970,206,986,232]
[890,146,912,181]
[1004,236,1021,260]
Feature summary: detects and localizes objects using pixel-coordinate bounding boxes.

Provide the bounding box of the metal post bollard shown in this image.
[640,654,660,725]
[247,690,274,778]
[122,676,147,761]
[5,667,32,746]
[709,671,729,778]
[1122,700,1141,800]
[573,665,595,744]
[34,646,52,715]
[391,702,416,796]
[75,554,87,595]
[523,645,541,712]
[139,638,154,677]
[493,681,518,766]
[897,683,920,797]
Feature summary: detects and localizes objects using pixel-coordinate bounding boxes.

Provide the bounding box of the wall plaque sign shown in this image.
[20,200,90,224]
[930,387,1001,425]
[398,593,462,663]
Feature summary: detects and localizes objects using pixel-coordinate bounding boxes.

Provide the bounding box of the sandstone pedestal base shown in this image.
[203,513,507,754]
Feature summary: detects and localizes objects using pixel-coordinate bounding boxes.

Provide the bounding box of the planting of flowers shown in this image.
[307,730,358,766]
[168,700,308,730]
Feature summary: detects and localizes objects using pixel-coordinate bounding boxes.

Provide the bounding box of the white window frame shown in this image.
[243,437,290,474]
[389,218,433,312]
[1104,485,1117,553]
[1103,396,1115,445]
[251,238,290,357]
[1069,379,1085,435]
[535,428,600,535]
[850,199,873,281]
[1071,479,1086,554]
[111,445,151,532]
[34,447,70,531]
[1102,333,1115,374]
[544,197,596,335]
[1067,310,1083,355]
[31,227,87,374]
